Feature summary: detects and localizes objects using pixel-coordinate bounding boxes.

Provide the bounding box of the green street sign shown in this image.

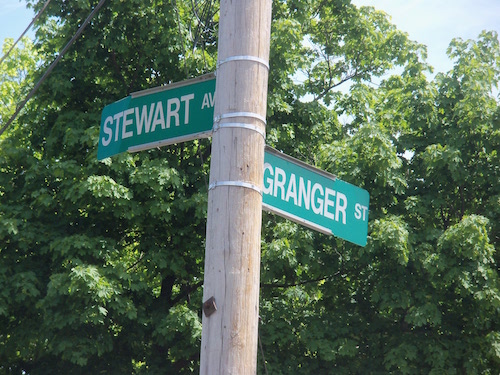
[97,73,216,160]
[263,147,370,246]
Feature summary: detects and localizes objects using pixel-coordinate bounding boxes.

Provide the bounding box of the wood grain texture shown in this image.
[199,0,272,374]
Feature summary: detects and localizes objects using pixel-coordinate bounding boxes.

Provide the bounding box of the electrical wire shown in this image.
[0,0,108,137]
[258,318,270,375]
[172,0,189,76]
[0,0,52,64]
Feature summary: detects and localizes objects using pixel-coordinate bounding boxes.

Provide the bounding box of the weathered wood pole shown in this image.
[199,0,272,374]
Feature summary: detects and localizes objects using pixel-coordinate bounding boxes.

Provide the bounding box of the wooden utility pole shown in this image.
[200,0,272,374]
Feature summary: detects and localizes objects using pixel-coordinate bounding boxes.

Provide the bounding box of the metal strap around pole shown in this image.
[208,180,262,195]
[214,111,267,125]
[217,55,270,70]
[213,122,266,139]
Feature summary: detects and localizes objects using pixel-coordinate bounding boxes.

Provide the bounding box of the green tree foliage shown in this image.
[0,37,38,131]
[1,1,211,373]
[1,0,499,374]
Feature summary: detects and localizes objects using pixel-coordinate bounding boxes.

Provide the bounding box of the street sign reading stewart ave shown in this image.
[97,73,216,160]
[263,147,370,246]
[97,75,369,245]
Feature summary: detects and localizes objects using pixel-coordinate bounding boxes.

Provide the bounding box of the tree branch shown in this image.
[170,279,204,306]
[261,271,341,289]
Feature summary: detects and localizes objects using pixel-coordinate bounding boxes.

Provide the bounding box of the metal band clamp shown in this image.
[214,111,267,125]
[213,122,266,139]
[217,55,270,70]
[208,180,262,195]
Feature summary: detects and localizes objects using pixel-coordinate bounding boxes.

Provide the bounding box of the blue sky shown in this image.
[351,0,500,74]
[0,0,35,45]
[1,0,499,75]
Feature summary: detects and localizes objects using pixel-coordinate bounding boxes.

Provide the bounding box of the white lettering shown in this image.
[311,183,324,215]
[181,94,194,124]
[201,92,215,109]
[135,103,155,135]
[355,203,368,221]
[262,163,351,224]
[285,173,298,205]
[113,111,124,142]
[201,93,209,109]
[151,101,165,132]
[167,98,180,127]
[273,167,286,200]
[355,203,361,220]
[336,192,347,224]
[298,177,311,210]
[122,108,134,139]
[101,116,113,146]
[324,187,336,220]
[263,163,274,195]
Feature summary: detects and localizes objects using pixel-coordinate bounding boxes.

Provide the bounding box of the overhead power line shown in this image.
[0,0,108,137]
[0,0,52,64]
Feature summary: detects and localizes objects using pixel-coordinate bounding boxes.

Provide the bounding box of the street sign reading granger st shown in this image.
[97,73,216,160]
[263,147,370,246]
